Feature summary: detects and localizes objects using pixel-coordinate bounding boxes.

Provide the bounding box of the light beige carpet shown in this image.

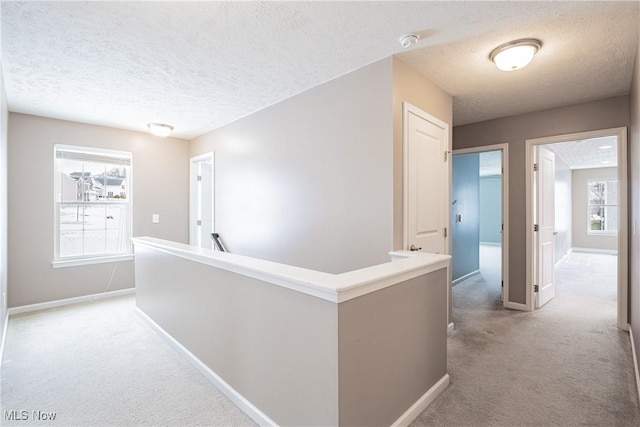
[0,295,256,426]
[413,251,640,426]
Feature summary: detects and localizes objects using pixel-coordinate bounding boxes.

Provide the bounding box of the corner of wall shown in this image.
[0,63,8,361]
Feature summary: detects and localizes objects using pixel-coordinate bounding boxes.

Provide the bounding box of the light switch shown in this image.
[152,214,160,224]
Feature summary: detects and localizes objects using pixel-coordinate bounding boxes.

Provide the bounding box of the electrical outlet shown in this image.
[152,214,160,224]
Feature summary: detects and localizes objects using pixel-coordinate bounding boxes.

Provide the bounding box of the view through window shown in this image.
[587,179,618,234]
[54,145,132,261]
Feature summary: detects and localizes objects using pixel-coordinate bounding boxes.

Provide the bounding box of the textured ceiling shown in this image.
[547,136,618,170]
[1,1,638,139]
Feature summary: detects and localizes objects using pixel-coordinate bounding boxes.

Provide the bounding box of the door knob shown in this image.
[409,244,422,251]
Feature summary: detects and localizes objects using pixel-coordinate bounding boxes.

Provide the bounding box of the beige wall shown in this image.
[454,96,630,305]
[629,34,640,365]
[0,67,7,347]
[7,114,190,307]
[392,57,453,250]
[191,58,395,274]
[571,167,618,251]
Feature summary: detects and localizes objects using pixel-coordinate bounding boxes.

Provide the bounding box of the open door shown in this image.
[190,153,214,249]
[534,147,555,308]
[403,103,449,254]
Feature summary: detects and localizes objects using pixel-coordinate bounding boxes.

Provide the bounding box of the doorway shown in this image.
[526,127,628,330]
[189,152,214,249]
[451,144,509,309]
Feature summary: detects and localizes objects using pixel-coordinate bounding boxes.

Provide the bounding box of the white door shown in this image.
[403,103,449,254]
[190,153,214,249]
[535,147,555,308]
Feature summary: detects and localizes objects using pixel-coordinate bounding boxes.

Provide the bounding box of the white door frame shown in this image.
[452,144,510,309]
[525,127,628,330]
[189,152,215,248]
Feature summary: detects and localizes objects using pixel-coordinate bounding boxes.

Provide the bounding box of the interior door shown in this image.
[535,147,555,308]
[190,153,214,249]
[404,103,449,254]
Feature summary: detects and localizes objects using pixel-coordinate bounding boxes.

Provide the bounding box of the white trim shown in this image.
[570,247,618,255]
[7,288,135,316]
[447,322,455,335]
[189,152,215,249]
[0,310,8,366]
[480,241,501,246]
[391,374,450,427]
[134,237,450,304]
[52,254,133,268]
[452,269,480,285]
[526,127,628,328]
[136,307,278,427]
[629,325,640,407]
[452,143,511,310]
[504,301,528,311]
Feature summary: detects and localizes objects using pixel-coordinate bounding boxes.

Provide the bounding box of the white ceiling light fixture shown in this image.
[147,123,174,137]
[399,34,420,49]
[490,38,542,71]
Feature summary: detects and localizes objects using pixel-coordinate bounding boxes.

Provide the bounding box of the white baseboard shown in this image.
[570,247,617,255]
[0,311,8,367]
[629,325,640,407]
[452,270,480,286]
[391,374,450,427]
[479,241,501,246]
[135,307,277,427]
[504,300,529,311]
[7,288,135,316]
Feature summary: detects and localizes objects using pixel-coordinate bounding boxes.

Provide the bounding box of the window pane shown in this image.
[589,206,604,231]
[588,181,605,204]
[55,145,132,261]
[604,205,618,232]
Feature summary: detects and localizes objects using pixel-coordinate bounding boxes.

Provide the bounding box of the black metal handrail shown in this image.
[210,233,227,252]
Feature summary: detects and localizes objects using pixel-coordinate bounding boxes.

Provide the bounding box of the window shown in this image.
[54,145,132,266]
[587,179,618,235]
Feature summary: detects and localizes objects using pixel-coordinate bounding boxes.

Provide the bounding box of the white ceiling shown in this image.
[1,1,638,140]
[547,136,618,170]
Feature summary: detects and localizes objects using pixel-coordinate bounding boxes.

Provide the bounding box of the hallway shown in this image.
[413,251,640,426]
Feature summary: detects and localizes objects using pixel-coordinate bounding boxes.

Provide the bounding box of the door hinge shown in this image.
[534,285,539,292]
[533,163,538,172]
[197,175,202,181]
[501,280,504,288]
[444,150,448,162]
[444,227,448,238]
[197,220,202,226]
[534,224,539,232]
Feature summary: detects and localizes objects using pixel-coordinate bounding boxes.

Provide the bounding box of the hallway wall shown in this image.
[629,31,640,373]
[454,95,630,306]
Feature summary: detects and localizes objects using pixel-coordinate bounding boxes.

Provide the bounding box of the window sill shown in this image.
[52,254,134,269]
[586,232,618,237]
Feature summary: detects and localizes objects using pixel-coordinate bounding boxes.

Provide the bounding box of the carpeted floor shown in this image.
[0,295,256,426]
[413,250,640,426]
[1,250,638,426]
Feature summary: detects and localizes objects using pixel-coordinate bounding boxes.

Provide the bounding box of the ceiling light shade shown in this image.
[490,39,542,71]
[147,123,174,137]
[399,34,420,49]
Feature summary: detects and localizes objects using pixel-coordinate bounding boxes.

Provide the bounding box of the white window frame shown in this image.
[587,178,618,236]
[52,144,133,268]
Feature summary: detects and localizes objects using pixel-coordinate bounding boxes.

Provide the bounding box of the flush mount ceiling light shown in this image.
[147,123,174,137]
[490,38,542,71]
[399,34,420,49]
